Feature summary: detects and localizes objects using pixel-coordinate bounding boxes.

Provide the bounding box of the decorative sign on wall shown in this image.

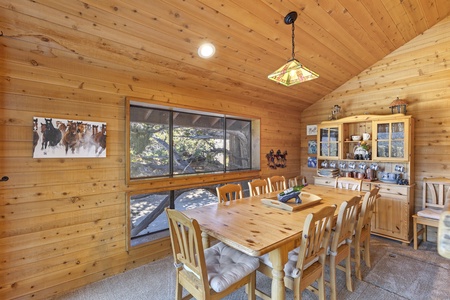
[308,140,317,154]
[306,124,317,135]
[33,117,106,158]
[307,157,317,168]
[266,149,287,169]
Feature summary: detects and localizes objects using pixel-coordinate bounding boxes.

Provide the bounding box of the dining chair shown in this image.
[267,175,287,192]
[256,205,337,300]
[413,177,450,249]
[351,187,379,280]
[216,183,243,203]
[335,177,362,191]
[248,179,268,196]
[288,175,307,188]
[165,208,260,300]
[327,196,361,300]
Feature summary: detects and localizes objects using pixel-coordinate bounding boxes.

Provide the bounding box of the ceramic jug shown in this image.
[363,132,371,141]
[365,168,374,180]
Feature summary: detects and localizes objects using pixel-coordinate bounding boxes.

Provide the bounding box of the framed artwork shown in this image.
[308,140,317,154]
[306,124,317,136]
[307,157,317,168]
[33,117,107,158]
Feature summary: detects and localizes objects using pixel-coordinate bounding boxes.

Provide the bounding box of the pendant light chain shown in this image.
[291,22,295,60]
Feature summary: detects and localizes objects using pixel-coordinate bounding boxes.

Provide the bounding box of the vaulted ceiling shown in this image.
[15,1,450,112]
[137,0,450,111]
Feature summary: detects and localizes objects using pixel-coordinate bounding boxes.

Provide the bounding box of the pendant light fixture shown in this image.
[268,11,319,86]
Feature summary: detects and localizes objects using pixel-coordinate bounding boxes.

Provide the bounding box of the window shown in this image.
[129,181,251,247]
[129,103,253,180]
[126,99,260,247]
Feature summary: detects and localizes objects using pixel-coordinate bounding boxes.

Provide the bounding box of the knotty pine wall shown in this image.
[301,16,450,239]
[0,5,302,300]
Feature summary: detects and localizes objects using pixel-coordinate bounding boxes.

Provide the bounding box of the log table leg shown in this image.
[269,245,288,300]
[201,231,210,248]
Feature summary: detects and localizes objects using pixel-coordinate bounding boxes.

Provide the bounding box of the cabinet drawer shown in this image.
[313,176,336,187]
[371,183,408,196]
[362,182,371,192]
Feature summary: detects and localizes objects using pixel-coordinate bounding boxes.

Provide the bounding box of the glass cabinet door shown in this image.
[373,120,409,161]
[317,125,341,159]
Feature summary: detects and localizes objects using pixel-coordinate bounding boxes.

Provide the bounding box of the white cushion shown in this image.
[204,242,259,293]
[417,208,442,220]
[259,247,318,278]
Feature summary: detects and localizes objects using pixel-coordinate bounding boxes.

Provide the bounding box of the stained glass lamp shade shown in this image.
[268,59,319,86]
[268,11,319,86]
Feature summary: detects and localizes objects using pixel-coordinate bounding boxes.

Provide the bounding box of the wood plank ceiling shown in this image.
[4,0,450,112]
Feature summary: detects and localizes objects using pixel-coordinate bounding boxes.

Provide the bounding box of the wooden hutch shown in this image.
[313,114,414,244]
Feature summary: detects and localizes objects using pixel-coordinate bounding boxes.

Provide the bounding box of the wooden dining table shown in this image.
[182,184,365,300]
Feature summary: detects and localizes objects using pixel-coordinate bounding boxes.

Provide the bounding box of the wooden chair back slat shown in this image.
[166,209,209,289]
[423,178,450,209]
[248,179,268,196]
[297,205,337,272]
[335,177,362,191]
[267,175,286,192]
[216,183,243,203]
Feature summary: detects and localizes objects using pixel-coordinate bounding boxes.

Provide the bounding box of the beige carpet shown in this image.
[56,236,450,300]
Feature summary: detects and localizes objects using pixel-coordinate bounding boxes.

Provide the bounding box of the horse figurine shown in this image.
[266,149,276,169]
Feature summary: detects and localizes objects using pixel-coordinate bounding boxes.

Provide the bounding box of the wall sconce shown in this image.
[389,97,408,114]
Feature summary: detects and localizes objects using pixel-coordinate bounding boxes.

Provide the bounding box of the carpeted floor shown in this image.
[55,236,450,300]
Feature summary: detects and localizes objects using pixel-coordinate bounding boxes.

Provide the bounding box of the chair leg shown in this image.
[413,218,418,250]
[364,237,371,268]
[329,257,337,300]
[247,272,256,300]
[345,252,353,292]
[423,225,427,243]
[354,242,362,280]
[318,272,326,300]
[175,281,182,300]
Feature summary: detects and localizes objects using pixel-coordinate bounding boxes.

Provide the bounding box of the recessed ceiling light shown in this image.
[198,43,215,59]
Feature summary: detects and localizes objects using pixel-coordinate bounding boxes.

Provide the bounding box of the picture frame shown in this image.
[307,157,317,168]
[306,124,317,136]
[308,140,317,154]
[33,117,107,158]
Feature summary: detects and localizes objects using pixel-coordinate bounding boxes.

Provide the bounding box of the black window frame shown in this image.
[128,103,253,181]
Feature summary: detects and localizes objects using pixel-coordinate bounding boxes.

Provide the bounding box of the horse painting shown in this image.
[33,117,106,158]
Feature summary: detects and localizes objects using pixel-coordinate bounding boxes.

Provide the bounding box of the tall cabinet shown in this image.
[314,114,414,244]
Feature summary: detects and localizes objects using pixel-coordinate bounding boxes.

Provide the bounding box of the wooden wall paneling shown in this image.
[0,216,124,256]
[1,228,125,286]
[0,238,171,300]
